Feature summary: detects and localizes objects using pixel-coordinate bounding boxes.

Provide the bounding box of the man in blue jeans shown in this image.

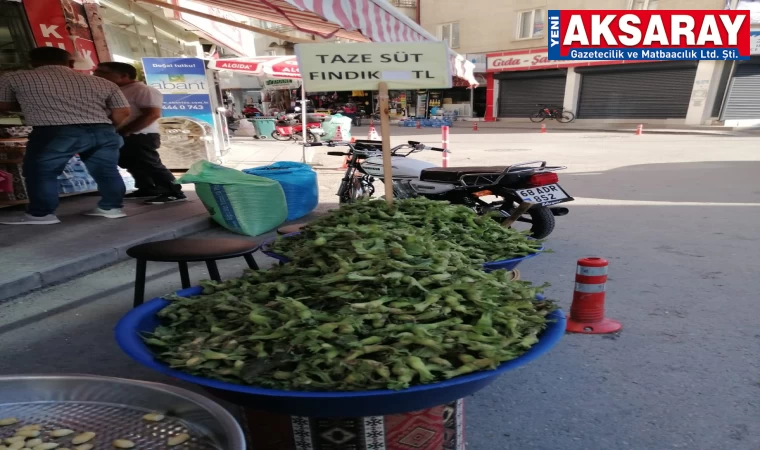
[0,47,131,225]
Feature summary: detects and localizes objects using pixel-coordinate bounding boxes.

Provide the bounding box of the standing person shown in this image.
[0,47,130,225]
[94,62,186,204]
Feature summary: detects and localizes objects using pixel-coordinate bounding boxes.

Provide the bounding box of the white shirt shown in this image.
[120,82,162,134]
[0,66,129,126]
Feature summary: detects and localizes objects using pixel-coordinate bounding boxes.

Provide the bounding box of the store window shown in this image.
[516,9,544,40]
[437,22,459,49]
[0,3,35,73]
[100,0,192,63]
[629,0,658,9]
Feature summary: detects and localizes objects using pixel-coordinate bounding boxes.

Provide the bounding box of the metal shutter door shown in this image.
[577,64,697,119]
[721,61,760,120]
[496,71,567,118]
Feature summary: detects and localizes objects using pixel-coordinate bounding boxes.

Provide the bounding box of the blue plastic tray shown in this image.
[115,287,565,417]
[259,233,544,271]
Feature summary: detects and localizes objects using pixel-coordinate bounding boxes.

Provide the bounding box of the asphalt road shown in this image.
[1,130,759,450]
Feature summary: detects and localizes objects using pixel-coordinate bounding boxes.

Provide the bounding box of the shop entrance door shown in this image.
[495,69,567,118]
[720,57,760,121]
[576,62,698,119]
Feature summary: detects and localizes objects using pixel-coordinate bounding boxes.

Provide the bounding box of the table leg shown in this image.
[244,253,259,270]
[178,261,191,288]
[133,259,147,308]
[206,260,222,282]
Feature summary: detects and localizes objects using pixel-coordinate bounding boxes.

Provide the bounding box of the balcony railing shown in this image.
[390,0,417,8]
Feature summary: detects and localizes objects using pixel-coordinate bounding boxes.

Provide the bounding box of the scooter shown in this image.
[313,140,572,239]
[271,112,326,143]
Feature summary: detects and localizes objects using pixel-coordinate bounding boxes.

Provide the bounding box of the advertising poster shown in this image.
[142,57,214,126]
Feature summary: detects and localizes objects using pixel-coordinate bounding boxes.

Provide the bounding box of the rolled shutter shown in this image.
[576,63,698,119]
[721,60,760,120]
[496,70,567,118]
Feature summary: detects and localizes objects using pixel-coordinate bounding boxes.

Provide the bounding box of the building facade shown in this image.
[420,0,760,126]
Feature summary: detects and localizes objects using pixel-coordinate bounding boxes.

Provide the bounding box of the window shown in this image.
[629,0,658,9]
[517,9,544,40]
[437,22,459,49]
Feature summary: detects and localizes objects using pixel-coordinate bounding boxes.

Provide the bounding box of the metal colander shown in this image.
[0,375,245,450]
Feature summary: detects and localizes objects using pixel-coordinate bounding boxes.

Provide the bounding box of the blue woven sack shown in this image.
[243,162,318,221]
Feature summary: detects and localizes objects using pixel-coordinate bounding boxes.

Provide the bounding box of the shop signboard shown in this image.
[264,78,300,90]
[23,0,99,71]
[737,0,760,24]
[295,42,452,92]
[752,31,760,54]
[142,57,214,126]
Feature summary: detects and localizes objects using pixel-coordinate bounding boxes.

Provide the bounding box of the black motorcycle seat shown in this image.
[420,166,509,183]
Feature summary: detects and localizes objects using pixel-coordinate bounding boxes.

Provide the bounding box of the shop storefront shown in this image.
[485,49,714,123]
[495,69,566,118]
[0,1,35,75]
[721,57,760,125]
[575,62,697,119]
[98,0,200,64]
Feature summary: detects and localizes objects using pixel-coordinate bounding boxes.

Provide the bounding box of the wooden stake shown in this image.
[378,82,394,206]
[502,202,533,228]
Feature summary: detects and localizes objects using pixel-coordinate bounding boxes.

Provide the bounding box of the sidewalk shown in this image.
[449,121,743,136]
[0,192,212,301]
[0,139,342,302]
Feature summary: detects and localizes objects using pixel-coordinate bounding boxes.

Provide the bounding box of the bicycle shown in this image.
[530,104,575,123]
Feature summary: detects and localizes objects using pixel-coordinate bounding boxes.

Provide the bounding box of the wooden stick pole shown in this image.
[502,202,533,228]
[378,82,394,206]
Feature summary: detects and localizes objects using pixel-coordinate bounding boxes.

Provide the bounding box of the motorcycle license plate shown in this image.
[310,127,325,135]
[516,184,572,206]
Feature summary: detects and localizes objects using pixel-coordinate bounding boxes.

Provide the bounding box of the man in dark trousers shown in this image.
[94,62,186,204]
[0,47,131,225]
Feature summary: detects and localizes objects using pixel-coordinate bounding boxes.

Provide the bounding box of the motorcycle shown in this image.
[271,112,326,143]
[312,140,572,239]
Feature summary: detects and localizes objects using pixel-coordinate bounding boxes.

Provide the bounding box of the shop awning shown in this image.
[208,55,301,79]
[161,0,479,86]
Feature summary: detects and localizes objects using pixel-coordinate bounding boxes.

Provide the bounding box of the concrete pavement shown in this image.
[1,130,759,449]
[0,137,335,302]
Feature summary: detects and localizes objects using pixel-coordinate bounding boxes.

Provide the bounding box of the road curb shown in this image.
[0,215,215,303]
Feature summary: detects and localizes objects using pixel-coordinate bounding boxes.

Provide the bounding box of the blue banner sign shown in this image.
[142,57,214,125]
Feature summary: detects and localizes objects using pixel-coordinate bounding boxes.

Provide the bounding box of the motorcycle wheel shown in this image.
[306,132,318,144]
[500,204,556,239]
[339,177,367,204]
[529,112,545,123]
[271,130,291,141]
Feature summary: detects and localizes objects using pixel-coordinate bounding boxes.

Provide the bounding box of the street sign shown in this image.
[295,42,452,92]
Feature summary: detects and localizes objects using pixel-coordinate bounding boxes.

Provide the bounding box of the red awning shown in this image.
[208,55,301,79]
[186,0,479,86]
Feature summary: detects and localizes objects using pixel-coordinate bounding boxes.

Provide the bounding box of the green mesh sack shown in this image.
[177,160,287,236]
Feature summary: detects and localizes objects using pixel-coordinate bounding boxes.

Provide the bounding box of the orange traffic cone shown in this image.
[566,257,622,334]
[334,126,344,141]
[368,122,380,140]
[636,124,643,135]
[472,121,478,131]
[416,120,421,129]
[541,124,547,133]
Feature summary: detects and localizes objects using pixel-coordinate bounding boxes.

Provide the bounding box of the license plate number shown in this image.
[310,127,325,134]
[516,184,571,206]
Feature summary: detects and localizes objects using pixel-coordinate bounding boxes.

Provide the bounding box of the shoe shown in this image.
[84,207,127,219]
[145,194,188,205]
[0,213,61,225]
[125,190,159,199]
